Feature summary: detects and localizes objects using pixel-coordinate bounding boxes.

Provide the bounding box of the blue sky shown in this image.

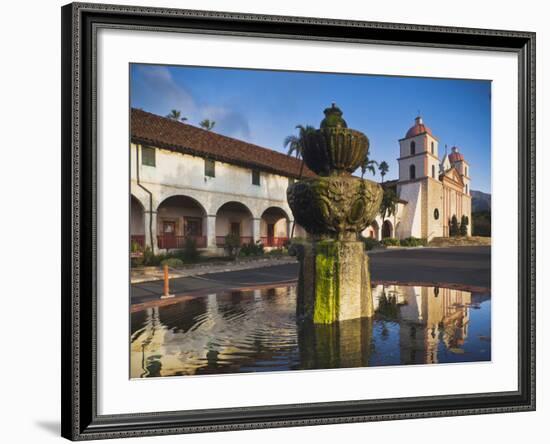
[130,64,491,192]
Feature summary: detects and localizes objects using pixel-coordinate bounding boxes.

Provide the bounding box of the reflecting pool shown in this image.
[130,284,491,378]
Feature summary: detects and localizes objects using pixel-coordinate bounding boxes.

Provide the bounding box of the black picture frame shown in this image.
[61,2,536,440]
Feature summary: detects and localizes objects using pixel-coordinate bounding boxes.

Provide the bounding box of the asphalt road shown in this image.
[369,246,491,289]
[131,246,490,304]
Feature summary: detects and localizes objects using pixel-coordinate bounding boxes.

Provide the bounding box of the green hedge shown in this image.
[361,236,383,251]
[130,245,201,268]
[160,257,184,268]
[239,242,264,257]
[399,236,427,247]
[265,248,287,257]
[381,237,400,247]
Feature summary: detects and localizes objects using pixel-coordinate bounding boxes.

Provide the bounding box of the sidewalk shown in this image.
[131,263,299,308]
[131,256,298,283]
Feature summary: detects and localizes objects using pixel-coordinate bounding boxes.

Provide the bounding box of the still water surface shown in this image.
[130,284,491,378]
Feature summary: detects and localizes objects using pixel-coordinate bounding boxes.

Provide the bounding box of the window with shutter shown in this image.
[252,170,260,186]
[141,146,156,167]
[205,159,215,177]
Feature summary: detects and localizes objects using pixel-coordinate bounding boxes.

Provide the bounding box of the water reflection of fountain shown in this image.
[298,318,373,370]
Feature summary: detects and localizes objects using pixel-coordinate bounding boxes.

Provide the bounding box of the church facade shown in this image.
[363,116,472,241]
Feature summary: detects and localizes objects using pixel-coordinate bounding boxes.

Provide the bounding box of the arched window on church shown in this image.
[465,166,468,176]
[431,141,434,154]
[410,164,416,180]
[465,184,469,194]
[410,141,416,155]
[431,164,435,178]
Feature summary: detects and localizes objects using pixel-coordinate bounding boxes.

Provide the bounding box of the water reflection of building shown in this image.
[372,285,471,365]
[130,286,295,378]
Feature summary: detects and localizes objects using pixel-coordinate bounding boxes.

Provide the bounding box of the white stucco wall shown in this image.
[130,143,293,218]
[397,182,423,238]
[130,143,297,251]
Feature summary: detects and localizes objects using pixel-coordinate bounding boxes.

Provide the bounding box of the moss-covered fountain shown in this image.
[288,104,383,324]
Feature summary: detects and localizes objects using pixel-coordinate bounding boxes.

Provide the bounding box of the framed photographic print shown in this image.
[61,2,536,440]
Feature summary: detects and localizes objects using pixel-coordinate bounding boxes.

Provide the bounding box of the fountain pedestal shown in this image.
[296,240,373,323]
[288,104,382,324]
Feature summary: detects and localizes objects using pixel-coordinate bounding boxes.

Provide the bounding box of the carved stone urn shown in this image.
[287,104,383,324]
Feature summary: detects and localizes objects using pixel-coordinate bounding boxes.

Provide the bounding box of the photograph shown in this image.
[129,64,492,378]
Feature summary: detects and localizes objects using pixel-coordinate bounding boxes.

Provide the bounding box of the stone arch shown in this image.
[212,199,258,218]
[215,201,254,246]
[382,219,393,239]
[410,141,416,155]
[130,184,154,210]
[261,206,290,247]
[157,188,214,216]
[130,194,145,250]
[363,220,379,240]
[156,195,208,249]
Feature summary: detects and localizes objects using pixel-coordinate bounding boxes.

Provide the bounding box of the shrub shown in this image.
[240,241,264,257]
[224,233,241,257]
[142,247,159,266]
[160,257,184,268]
[361,236,383,251]
[400,236,427,247]
[130,240,142,253]
[381,237,400,247]
[449,215,460,236]
[460,215,469,236]
[265,248,287,257]
[181,237,200,262]
[130,256,144,268]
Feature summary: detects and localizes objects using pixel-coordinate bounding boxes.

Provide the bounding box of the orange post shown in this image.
[161,265,174,299]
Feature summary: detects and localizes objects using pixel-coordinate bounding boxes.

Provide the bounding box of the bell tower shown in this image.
[448,146,471,195]
[396,116,444,241]
[398,116,440,182]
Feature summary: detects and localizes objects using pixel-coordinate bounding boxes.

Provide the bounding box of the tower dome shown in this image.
[405,116,433,138]
[448,146,465,162]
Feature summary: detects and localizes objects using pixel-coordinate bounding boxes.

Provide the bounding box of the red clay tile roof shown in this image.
[401,116,436,140]
[405,122,433,139]
[449,146,465,163]
[131,108,315,179]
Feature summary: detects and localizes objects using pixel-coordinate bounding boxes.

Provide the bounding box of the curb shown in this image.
[131,258,298,284]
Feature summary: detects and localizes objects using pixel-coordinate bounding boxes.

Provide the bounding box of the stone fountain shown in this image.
[287,104,383,324]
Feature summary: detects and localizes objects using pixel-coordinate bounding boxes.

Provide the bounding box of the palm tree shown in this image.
[360,156,378,179]
[380,188,398,220]
[284,124,315,240]
[166,109,188,122]
[199,119,216,131]
[283,125,316,159]
[378,161,389,182]
[283,125,316,178]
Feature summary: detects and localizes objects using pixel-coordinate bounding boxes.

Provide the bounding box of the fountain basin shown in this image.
[287,176,382,240]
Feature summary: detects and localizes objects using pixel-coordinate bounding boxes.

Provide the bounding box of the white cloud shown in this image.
[135,65,197,118]
[201,105,250,139]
